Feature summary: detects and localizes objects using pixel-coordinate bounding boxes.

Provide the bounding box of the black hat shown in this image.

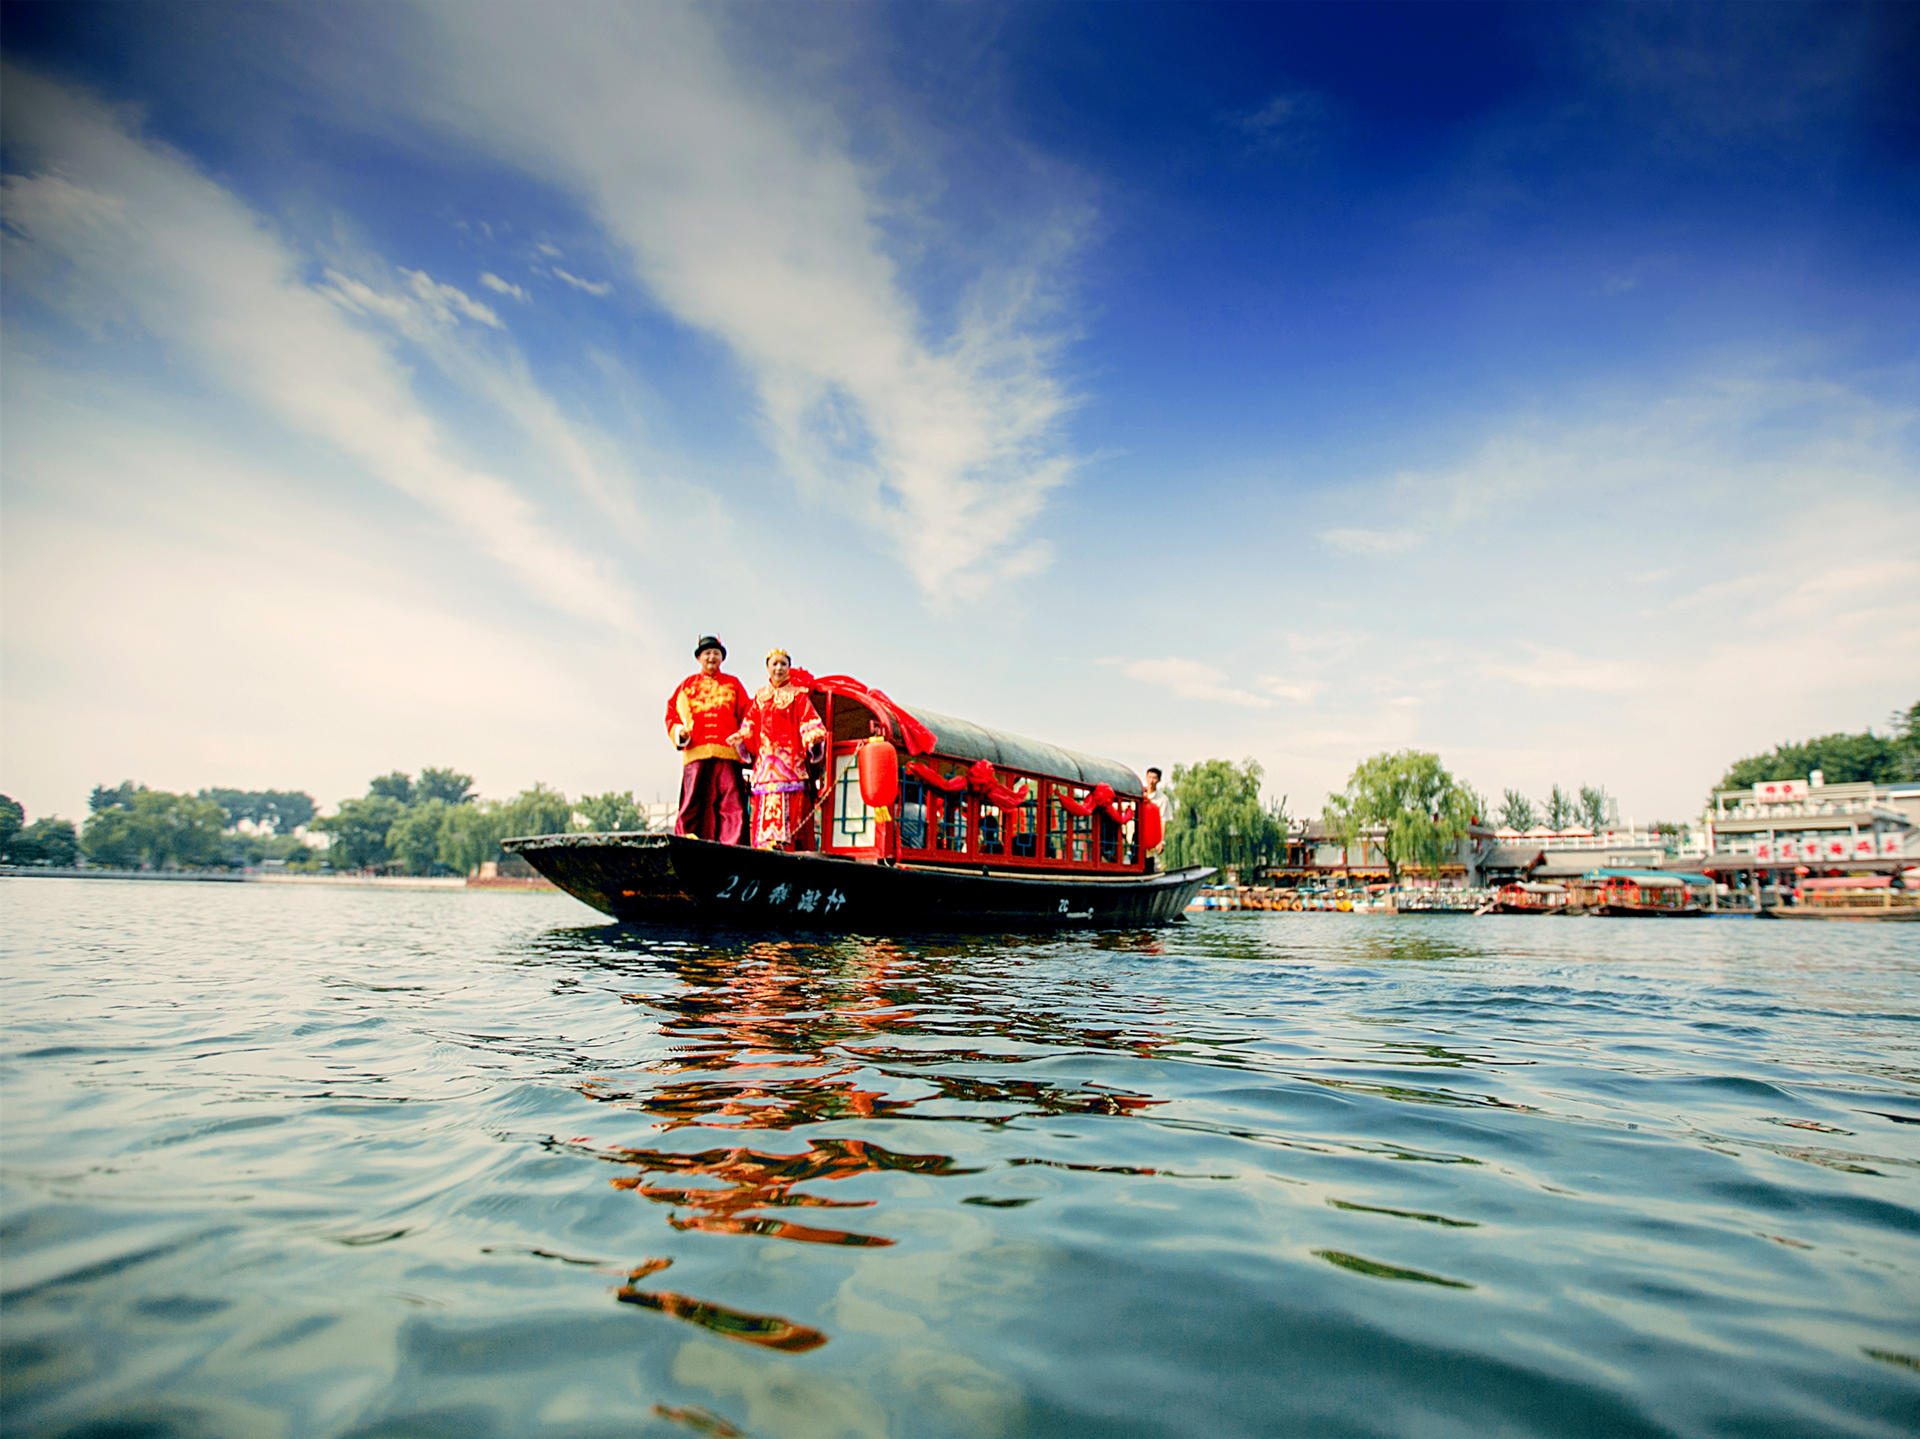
[694,635,726,659]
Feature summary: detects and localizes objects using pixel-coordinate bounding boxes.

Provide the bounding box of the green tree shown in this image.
[415,767,475,807]
[0,795,22,857]
[1498,789,1537,830]
[438,801,508,875]
[80,790,225,868]
[1719,731,1898,790]
[499,783,572,839]
[1578,785,1610,833]
[387,799,450,875]
[1543,784,1578,830]
[199,788,318,834]
[368,771,415,805]
[314,795,406,869]
[1325,750,1476,885]
[90,781,138,813]
[1893,701,1920,781]
[12,817,80,866]
[1163,759,1287,875]
[577,791,647,832]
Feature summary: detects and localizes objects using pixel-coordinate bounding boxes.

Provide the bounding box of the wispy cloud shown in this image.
[1228,89,1327,155]
[479,270,529,301]
[1113,658,1274,709]
[1319,526,1421,556]
[551,266,614,297]
[1479,644,1650,694]
[1,63,640,633]
[410,0,1083,602]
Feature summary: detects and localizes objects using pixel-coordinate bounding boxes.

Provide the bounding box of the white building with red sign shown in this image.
[1706,776,1918,875]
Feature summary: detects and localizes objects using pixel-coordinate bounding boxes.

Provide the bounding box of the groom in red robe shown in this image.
[664,636,752,844]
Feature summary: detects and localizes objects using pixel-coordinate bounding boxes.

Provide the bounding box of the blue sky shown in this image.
[4,0,1916,828]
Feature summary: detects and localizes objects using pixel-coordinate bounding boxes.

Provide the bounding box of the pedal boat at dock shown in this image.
[505,680,1213,931]
[1488,881,1570,915]
[1759,875,1920,921]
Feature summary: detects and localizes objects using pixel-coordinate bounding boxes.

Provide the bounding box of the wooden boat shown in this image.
[1759,875,1920,922]
[1489,881,1569,915]
[1568,869,1706,918]
[506,676,1212,931]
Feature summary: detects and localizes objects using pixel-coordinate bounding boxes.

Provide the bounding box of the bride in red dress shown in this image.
[728,650,829,850]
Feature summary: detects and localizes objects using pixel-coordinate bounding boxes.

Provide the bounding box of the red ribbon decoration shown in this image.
[1054,782,1134,825]
[966,759,1032,810]
[809,674,938,755]
[904,759,968,793]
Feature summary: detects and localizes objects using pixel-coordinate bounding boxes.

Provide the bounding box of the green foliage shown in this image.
[499,783,572,839]
[1718,716,1911,791]
[1498,789,1537,830]
[80,789,227,869]
[1163,759,1288,875]
[2,801,80,866]
[367,771,415,805]
[1543,784,1578,830]
[387,799,450,875]
[1578,785,1610,833]
[577,791,647,832]
[1325,750,1475,884]
[90,782,138,813]
[220,829,311,867]
[199,788,317,834]
[437,802,508,875]
[314,795,407,869]
[415,767,476,806]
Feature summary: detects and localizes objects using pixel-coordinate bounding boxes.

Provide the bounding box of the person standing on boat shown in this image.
[1142,767,1173,871]
[665,636,752,845]
[729,649,829,851]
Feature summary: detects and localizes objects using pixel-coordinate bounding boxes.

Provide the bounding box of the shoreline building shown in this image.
[1700,776,1918,880]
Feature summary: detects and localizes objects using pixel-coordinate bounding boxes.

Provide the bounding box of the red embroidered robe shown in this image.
[729,683,828,849]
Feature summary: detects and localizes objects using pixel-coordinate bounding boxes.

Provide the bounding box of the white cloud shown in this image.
[0,63,640,633]
[480,270,529,301]
[1319,526,1422,556]
[551,266,614,297]
[1113,658,1274,709]
[1478,644,1650,694]
[408,0,1082,602]
[1229,90,1327,154]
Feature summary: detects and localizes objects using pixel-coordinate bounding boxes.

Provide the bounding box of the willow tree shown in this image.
[1324,750,1475,885]
[1164,759,1288,876]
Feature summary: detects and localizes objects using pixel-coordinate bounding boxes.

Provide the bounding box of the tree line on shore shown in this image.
[1162,698,1916,881]
[0,771,654,875]
[7,700,1910,879]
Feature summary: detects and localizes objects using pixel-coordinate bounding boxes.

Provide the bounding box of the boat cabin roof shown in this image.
[898,704,1142,796]
[1802,875,1892,890]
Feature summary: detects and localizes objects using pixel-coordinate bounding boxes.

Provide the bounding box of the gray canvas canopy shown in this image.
[902,705,1142,797]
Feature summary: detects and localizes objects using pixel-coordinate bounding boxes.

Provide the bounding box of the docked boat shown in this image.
[1489,881,1569,915]
[1759,875,1920,921]
[1568,869,1707,918]
[506,674,1212,931]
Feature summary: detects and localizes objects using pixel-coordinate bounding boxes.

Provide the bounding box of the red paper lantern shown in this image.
[858,739,899,810]
[1138,801,1164,851]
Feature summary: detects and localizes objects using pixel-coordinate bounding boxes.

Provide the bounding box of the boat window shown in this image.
[980,807,1002,855]
[1049,784,1091,863]
[898,777,928,850]
[935,789,971,853]
[830,753,873,847]
[1008,792,1038,859]
[1098,811,1120,863]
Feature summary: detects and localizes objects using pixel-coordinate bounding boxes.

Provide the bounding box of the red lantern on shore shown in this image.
[1139,801,1164,851]
[858,738,899,810]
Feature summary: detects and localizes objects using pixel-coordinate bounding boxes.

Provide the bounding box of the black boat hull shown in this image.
[502,832,1214,931]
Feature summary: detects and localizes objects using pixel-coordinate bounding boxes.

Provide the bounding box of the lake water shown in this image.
[3,878,1917,1439]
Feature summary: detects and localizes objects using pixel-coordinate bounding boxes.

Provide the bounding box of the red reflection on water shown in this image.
[616,1258,826,1352]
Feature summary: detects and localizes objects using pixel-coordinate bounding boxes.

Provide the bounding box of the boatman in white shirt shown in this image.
[1144,767,1172,867]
